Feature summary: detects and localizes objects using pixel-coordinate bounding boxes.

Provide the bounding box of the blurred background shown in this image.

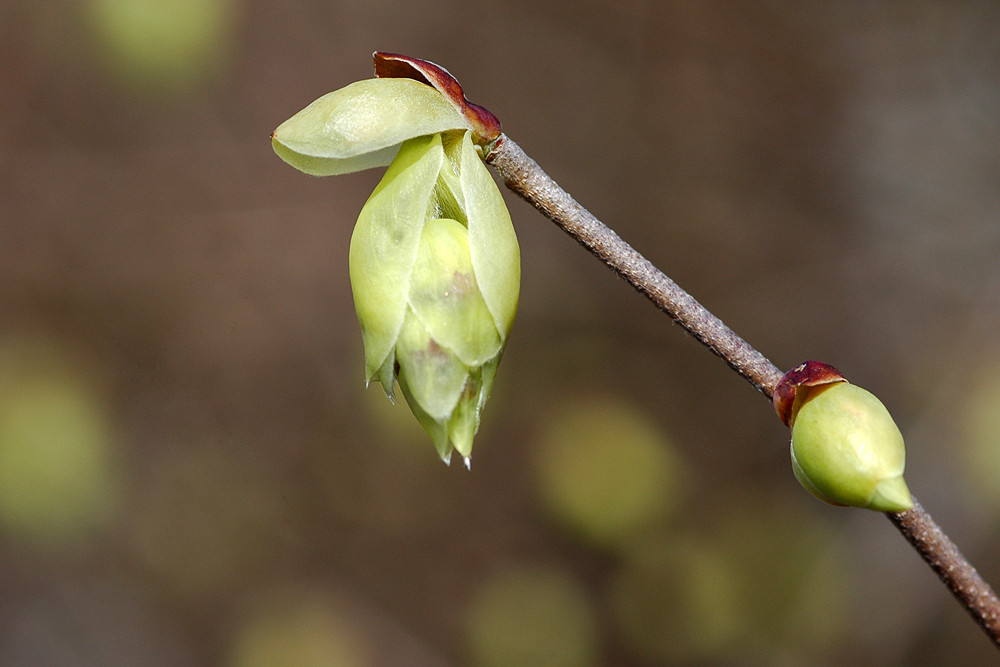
[2,1,1000,665]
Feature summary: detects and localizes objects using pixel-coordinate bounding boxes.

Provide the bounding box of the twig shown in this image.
[486,135,784,398]
[888,499,1000,645]
[485,133,1000,648]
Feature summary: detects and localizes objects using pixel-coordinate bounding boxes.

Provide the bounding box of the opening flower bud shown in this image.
[774,361,913,512]
[350,130,519,465]
[271,55,518,465]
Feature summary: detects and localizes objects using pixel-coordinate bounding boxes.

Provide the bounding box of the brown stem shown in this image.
[485,135,784,398]
[887,500,1000,646]
[485,132,1000,648]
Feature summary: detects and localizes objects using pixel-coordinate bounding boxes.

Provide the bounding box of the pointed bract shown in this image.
[350,134,443,384]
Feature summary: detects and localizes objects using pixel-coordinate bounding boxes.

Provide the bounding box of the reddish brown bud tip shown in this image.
[373,52,501,145]
[773,361,847,428]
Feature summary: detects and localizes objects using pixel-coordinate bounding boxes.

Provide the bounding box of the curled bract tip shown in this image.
[374,51,501,145]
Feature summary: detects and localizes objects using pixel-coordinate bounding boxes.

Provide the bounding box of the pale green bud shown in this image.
[774,361,913,512]
[349,130,519,465]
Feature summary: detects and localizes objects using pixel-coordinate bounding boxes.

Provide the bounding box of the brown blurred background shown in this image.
[3,1,1000,665]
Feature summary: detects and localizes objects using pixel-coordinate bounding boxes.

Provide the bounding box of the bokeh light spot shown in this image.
[230,590,370,667]
[87,0,236,92]
[532,397,682,546]
[719,502,848,657]
[466,565,599,667]
[129,447,280,597]
[0,336,120,545]
[608,536,740,664]
[963,369,1000,511]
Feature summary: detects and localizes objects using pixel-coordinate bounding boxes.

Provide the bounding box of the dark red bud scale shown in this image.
[773,360,848,428]
[373,52,502,145]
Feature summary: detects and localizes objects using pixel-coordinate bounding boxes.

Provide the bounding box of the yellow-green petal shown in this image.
[271,78,472,176]
[350,134,443,384]
[408,218,501,367]
[394,307,468,422]
[447,375,481,461]
[460,131,520,337]
[396,374,453,464]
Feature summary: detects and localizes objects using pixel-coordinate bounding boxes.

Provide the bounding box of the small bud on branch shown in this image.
[774,361,912,512]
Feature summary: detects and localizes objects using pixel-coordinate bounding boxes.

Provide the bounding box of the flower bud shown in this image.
[773,361,913,512]
[271,55,517,465]
[350,130,519,465]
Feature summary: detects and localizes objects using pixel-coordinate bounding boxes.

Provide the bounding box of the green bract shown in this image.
[271,78,472,176]
[350,130,519,465]
[789,382,912,512]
